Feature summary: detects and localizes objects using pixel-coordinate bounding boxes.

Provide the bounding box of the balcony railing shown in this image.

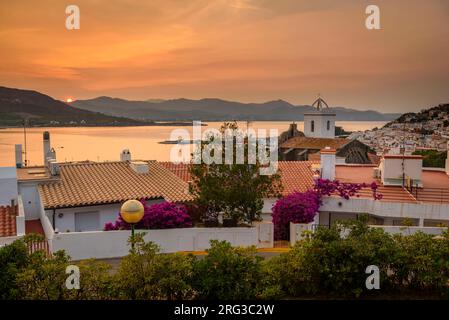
[406,185,449,204]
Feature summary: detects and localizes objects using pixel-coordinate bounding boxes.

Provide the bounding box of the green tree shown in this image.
[189,122,281,224]
[412,149,447,168]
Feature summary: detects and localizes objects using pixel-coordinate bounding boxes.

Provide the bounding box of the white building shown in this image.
[303,96,336,139]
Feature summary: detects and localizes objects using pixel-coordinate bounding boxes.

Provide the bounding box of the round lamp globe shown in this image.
[120,199,144,224]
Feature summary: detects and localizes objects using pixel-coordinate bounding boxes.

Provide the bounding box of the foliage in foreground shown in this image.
[2,221,449,300]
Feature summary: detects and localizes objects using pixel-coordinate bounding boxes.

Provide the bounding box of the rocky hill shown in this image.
[0,86,146,127]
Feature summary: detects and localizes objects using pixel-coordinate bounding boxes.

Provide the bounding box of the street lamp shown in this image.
[120,200,144,252]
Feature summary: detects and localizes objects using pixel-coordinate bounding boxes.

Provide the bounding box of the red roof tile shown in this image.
[38,161,192,209]
[161,161,317,197]
[0,206,17,237]
[280,137,349,150]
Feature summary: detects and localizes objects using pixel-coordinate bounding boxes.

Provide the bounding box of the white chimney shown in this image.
[15,144,23,168]
[43,131,51,165]
[120,149,131,162]
[130,161,149,174]
[320,147,336,180]
[48,159,60,176]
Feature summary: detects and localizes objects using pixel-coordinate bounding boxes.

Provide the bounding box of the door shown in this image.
[74,211,100,232]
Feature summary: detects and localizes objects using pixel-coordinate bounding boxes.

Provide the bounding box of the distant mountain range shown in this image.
[0,86,147,127]
[73,97,401,122]
[0,86,401,127]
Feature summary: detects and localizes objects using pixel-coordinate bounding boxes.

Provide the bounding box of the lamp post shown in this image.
[120,200,144,252]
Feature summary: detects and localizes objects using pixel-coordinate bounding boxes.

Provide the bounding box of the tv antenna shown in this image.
[23,119,28,167]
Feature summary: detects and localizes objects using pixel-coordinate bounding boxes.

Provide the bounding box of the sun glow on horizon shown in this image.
[66,98,74,103]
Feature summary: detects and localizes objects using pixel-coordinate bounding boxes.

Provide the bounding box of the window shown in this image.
[311,120,315,132]
[327,120,330,130]
[74,211,100,232]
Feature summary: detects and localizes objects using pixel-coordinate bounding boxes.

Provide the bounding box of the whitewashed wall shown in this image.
[320,197,449,224]
[0,167,18,206]
[46,199,164,233]
[50,222,273,260]
[290,222,316,246]
[18,182,41,220]
[0,235,22,247]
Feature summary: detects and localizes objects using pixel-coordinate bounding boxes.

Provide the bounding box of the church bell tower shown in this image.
[304,95,336,138]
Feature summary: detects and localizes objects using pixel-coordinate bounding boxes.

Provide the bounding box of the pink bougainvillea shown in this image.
[272,179,383,240]
[104,200,192,231]
[272,190,320,241]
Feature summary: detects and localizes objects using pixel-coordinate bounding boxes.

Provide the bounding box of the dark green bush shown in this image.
[0,239,29,299]
[2,225,449,300]
[192,240,263,299]
[114,233,195,300]
[266,218,449,298]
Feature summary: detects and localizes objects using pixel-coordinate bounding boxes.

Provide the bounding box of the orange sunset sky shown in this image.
[0,0,448,112]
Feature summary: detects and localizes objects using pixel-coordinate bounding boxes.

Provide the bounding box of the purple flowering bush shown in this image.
[104,201,192,231]
[314,179,383,200]
[272,179,383,240]
[272,191,320,241]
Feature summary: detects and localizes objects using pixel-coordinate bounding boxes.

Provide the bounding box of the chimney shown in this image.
[48,159,60,176]
[43,131,51,165]
[15,144,23,168]
[320,147,336,180]
[120,149,131,162]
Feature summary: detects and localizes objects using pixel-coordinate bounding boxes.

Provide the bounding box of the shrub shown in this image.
[16,250,71,300]
[105,201,192,231]
[391,231,449,295]
[192,240,263,299]
[0,239,29,299]
[114,233,195,299]
[271,191,320,240]
[272,179,382,240]
[68,259,114,300]
[266,218,449,298]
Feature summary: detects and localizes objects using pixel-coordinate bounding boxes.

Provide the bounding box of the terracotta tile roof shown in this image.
[277,161,316,195]
[367,153,381,165]
[160,161,316,197]
[0,205,17,237]
[159,162,192,183]
[38,161,192,209]
[280,137,350,150]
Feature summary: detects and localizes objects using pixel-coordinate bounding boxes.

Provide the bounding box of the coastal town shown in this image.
[1,0,449,309]
[350,104,449,155]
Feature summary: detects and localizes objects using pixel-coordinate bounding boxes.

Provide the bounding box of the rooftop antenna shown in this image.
[23,119,28,167]
[401,121,406,187]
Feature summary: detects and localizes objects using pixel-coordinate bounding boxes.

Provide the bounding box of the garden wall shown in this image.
[51,221,274,260]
